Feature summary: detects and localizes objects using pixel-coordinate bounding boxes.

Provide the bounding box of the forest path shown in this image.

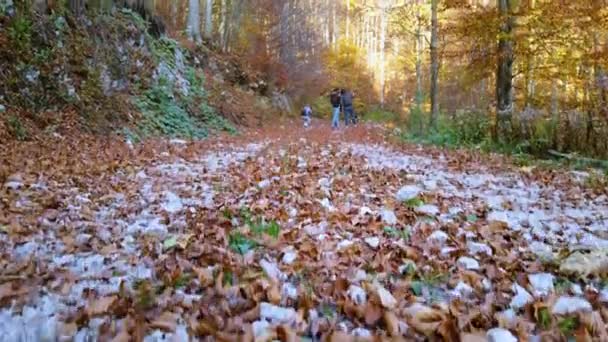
[1,121,607,340]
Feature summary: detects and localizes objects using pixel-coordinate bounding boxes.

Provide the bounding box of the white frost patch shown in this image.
[416,204,439,217]
[467,241,493,256]
[364,237,380,249]
[260,303,297,325]
[396,185,422,202]
[162,191,183,213]
[260,259,285,282]
[528,273,554,297]
[510,284,533,310]
[457,257,480,270]
[450,281,474,298]
[552,296,592,315]
[348,285,367,305]
[281,248,297,265]
[380,209,397,225]
[487,328,517,342]
[428,231,449,245]
[0,295,62,342]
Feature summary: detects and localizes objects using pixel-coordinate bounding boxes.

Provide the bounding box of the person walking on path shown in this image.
[341,89,355,126]
[330,88,342,129]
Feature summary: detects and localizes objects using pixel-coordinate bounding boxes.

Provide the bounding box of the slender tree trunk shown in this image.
[430,0,439,127]
[379,5,388,108]
[187,0,202,43]
[346,0,350,41]
[204,0,213,39]
[332,0,337,48]
[220,0,227,50]
[415,4,423,106]
[496,0,514,141]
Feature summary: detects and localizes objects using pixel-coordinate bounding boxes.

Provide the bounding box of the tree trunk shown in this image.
[496,0,514,142]
[188,0,202,43]
[346,0,350,41]
[415,3,423,106]
[204,0,213,39]
[69,0,86,15]
[430,0,439,127]
[220,0,227,50]
[379,5,388,108]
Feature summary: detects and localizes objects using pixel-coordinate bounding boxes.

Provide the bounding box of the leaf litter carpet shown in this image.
[1,122,607,341]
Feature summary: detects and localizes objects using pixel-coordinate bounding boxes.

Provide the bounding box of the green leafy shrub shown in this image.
[7,115,28,140]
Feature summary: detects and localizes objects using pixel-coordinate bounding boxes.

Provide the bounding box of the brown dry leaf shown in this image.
[460,333,487,342]
[384,311,400,336]
[369,281,397,309]
[329,331,356,342]
[0,282,28,301]
[149,311,179,332]
[276,325,298,342]
[110,331,131,342]
[87,295,117,316]
[267,283,281,304]
[409,306,446,337]
[437,318,460,342]
[364,303,383,325]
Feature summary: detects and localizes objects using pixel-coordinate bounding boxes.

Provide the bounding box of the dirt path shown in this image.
[1,122,607,341]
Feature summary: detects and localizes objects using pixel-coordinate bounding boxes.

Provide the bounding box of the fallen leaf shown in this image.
[88,295,117,316]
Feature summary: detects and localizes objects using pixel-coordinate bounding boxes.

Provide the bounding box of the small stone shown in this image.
[482,278,492,292]
[162,192,183,213]
[427,231,449,245]
[347,285,367,305]
[396,185,422,202]
[0,104,5,113]
[528,273,554,297]
[487,211,510,225]
[467,241,493,256]
[552,296,592,315]
[260,259,284,282]
[319,198,335,211]
[337,239,354,250]
[281,283,298,301]
[364,237,380,249]
[487,328,517,342]
[496,308,517,326]
[352,328,371,338]
[440,247,458,256]
[381,209,397,225]
[571,284,583,296]
[416,204,440,216]
[457,256,480,270]
[599,288,608,302]
[169,139,187,145]
[258,179,271,188]
[529,242,555,261]
[450,281,474,298]
[252,320,271,338]
[281,249,297,264]
[358,206,374,216]
[260,302,297,324]
[75,233,92,246]
[510,284,533,310]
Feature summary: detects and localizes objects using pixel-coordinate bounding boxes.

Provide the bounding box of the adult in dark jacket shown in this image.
[341,89,355,125]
